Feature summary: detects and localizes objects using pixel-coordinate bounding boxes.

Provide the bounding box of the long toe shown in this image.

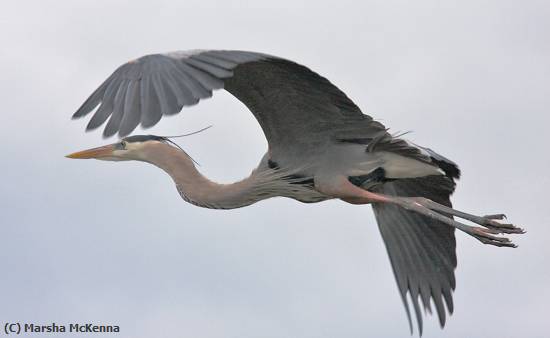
[472,227,518,248]
[411,198,526,238]
[482,218,525,234]
[387,196,523,247]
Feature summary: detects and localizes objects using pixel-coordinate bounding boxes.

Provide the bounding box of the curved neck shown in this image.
[140,143,272,209]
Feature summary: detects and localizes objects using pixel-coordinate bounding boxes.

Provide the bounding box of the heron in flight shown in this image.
[67,50,523,334]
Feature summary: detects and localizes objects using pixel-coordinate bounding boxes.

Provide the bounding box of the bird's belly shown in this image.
[314,144,442,180]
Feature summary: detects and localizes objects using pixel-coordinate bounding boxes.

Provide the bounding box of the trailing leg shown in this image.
[315,176,523,247]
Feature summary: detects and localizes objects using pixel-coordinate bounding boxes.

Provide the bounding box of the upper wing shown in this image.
[73,50,267,137]
[73,50,414,163]
[371,175,457,335]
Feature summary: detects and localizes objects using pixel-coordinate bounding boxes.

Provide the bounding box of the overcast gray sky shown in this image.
[1,0,549,337]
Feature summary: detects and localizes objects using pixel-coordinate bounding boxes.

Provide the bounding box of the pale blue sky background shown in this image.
[1,1,549,337]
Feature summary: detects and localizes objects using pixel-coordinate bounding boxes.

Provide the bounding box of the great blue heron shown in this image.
[67,50,523,334]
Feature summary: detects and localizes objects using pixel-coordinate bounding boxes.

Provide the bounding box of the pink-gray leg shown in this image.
[316,177,524,248]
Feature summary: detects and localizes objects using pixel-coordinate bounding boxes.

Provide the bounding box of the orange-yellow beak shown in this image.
[65,144,116,159]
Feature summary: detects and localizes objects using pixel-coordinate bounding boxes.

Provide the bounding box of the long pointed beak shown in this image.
[66,144,116,159]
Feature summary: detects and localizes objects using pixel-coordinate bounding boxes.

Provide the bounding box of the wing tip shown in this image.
[72,111,85,119]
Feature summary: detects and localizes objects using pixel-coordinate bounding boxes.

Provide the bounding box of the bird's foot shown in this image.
[479,214,525,235]
[390,197,524,248]
[469,226,518,248]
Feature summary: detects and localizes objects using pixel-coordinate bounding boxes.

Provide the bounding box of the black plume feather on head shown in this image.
[121,126,213,166]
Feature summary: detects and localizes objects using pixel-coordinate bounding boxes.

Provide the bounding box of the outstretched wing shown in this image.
[372,175,457,335]
[73,50,423,165]
[73,50,268,137]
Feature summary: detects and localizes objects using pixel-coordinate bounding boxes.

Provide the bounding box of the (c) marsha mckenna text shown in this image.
[4,322,120,334]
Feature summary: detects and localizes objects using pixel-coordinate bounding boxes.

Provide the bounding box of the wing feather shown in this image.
[73,75,110,118]
[103,80,128,137]
[372,175,457,335]
[185,57,234,78]
[85,77,121,130]
[178,60,224,90]
[151,74,173,116]
[171,63,211,99]
[161,66,198,106]
[139,77,162,128]
[192,54,238,69]
[119,81,141,136]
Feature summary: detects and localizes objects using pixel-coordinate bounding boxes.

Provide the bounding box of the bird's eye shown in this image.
[120,141,127,149]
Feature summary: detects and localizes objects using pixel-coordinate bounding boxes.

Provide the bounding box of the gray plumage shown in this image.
[69,49,524,336]
[372,175,457,333]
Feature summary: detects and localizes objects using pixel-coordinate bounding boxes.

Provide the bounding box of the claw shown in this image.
[484,214,507,220]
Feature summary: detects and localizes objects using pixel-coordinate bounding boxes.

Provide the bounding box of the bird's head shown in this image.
[66,135,171,162]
